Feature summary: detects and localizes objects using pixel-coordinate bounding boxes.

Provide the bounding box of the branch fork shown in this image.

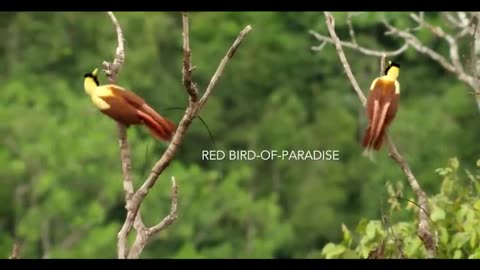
[102,12,252,259]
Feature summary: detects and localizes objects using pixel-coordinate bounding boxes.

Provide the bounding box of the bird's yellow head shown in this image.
[384,61,400,81]
[83,68,100,95]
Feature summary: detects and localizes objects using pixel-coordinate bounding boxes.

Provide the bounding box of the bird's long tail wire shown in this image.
[140,106,223,180]
[160,107,215,144]
[140,142,151,180]
[162,107,225,180]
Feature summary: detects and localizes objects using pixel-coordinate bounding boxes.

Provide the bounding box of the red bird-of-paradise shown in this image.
[362,61,400,158]
[83,68,176,142]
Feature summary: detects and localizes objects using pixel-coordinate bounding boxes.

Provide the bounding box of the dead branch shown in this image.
[312,12,480,111]
[100,11,134,259]
[382,14,480,111]
[105,12,252,259]
[322,11,437,258]
[103,12,125,82]
[127,177,178,258]
[182,12,199,103]
[310,30,409,58]
[318,15,366,105]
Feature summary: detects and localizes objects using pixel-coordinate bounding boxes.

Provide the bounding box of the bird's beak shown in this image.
[92,68,98,76]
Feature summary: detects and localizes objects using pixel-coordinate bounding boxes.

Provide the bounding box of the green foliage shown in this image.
[320,158,480,259]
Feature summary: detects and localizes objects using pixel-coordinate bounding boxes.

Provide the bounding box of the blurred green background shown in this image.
[0,11,479,258]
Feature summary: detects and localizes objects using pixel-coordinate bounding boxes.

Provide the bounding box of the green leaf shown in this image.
[365,221,380,241]
[453,249,463,259]
[449,157,459,171]
[468,249,480,259]
[435,168,448,176]
[431,206,446,222]
[451,232,470,249]
[342,223,351,244]
[356,218,369,234]
[321,243,346,259]
[474,200,480,211]
[440,227,449,246]
[470,231,478,249]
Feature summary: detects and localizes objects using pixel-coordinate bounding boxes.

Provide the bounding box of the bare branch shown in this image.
[383,20,479,88]
[310,30,409,58]
[383,16,480,112]
[443,12,464,28]
[347,12,358,45]
[103,12,125,83]
[197,25,253,110]
[384,21,458,73]
[182,12,199,102]
[112,12,252,259]
[322,13,366,105]
[148,177,179,235]
[115,124,135,259]
[126,177,179,259]
[8,242,20,259]
[410,13,465,74]
[457,12,470,26]
[323,11,437,258]
[380,54,387,77]
[100,12,132,259]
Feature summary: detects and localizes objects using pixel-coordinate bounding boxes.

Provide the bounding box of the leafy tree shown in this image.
[320,158,480,259]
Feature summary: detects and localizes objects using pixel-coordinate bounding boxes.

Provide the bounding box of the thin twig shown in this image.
[148,177,179,235]
[323,11,437,258]
[310,30,409,58]
[409,13,465,74]
[103,12,125,83]
[197,25,253,111]
[8,242,20,259]
[182,12,199,102]
[321,14,366,105]
[383,18,480,112]
[347,12,358,45]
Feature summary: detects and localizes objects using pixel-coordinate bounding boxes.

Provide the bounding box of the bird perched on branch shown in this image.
[83,68,176,142]
[362,61,400,158]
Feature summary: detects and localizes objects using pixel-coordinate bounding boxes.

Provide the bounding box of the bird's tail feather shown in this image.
[136,109,176,142]
[362,126,372,148]
[361,126,376,162]
[373,128,386,150]
[362,148,375,162]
